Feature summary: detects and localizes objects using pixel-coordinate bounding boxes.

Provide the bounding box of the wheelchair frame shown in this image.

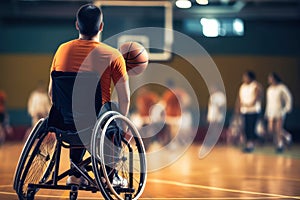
[13,111,147,200]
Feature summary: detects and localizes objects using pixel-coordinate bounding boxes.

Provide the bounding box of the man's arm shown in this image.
[282,85,292,114]
[115,79,130,116]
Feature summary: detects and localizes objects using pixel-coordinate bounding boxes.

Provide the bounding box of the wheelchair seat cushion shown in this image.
[48,126,91,146]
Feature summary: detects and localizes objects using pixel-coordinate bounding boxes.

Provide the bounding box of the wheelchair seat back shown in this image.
[48,71,102,145]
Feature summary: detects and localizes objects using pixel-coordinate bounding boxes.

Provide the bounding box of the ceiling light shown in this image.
[175,0,192,9]
[233,19,244,35]
[196,0,208,5]
[200,18,220,37]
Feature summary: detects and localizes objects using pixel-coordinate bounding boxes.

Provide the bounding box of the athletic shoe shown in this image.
[285,134,292,147]
[66,175,88,186]
[112,175,128,188]
[275,146,284,154]
[243,147,254,153]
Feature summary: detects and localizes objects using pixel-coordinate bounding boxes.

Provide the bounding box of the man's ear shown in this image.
[75,21,80,31]
[99,22,104,32]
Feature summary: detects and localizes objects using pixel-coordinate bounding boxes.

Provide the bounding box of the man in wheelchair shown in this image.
[14,4,146,200]
[47,3,130,186]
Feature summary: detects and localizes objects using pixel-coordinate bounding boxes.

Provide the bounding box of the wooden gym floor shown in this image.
[1,141,300,200]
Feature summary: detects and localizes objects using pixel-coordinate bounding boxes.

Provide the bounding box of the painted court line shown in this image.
[141,198,298,200]
[1,182,300,200]
[147,179,300,199]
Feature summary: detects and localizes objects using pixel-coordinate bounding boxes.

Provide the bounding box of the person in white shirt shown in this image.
[24,81,51,141]
[28,81,51,126]
[236,71,263,152]
[207,88,226,125]
[206,87,226,146]
[265,72,292,153]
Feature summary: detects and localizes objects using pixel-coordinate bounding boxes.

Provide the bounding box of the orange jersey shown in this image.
[51,39,128,104]
[136,92,159,117]
[162,88,190,117]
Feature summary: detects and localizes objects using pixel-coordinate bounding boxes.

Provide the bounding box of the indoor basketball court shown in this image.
[1,143,300,199]
[0,0,300,200]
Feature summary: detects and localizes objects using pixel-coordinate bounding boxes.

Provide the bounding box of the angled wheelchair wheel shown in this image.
[13,118,46,191]
[91,111,147,200]
[14,118,57,200]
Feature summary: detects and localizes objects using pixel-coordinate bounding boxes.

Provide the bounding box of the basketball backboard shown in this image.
[94,1,173,61]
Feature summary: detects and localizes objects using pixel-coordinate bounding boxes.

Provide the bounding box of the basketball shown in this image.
[119,41,149,76]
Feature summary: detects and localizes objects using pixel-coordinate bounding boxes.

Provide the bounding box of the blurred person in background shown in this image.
[265,72,292,153]
[162,80,192,149]
[0,90,12,144]
[131,86,160,149]
[25,81,51,140]
[134,86,160,128]
[226,113,244,146]
[207,86,226,143]
[207,86,226,130]
[236,71,263,152]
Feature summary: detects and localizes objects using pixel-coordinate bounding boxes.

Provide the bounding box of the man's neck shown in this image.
[79,33,99,41]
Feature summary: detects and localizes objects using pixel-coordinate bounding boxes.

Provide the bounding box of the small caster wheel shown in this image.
[70,185,78,200]
[125,194,132,200]
[27,189,35,200]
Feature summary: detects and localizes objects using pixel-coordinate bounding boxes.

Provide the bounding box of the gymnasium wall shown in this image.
[0,18,299,130]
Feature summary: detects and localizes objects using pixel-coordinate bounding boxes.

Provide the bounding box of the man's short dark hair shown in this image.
[270,72,282,83]
[76,4,103,37]
[245,71,256,81]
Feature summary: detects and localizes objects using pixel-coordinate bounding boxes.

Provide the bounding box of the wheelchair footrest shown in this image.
[114,187,135,193]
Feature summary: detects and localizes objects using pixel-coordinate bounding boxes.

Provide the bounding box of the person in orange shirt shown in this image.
[48,4,130,185]
[161,81,191,148]
[135,87,159,125]
[162,88,181,118]
[133,87,159,149]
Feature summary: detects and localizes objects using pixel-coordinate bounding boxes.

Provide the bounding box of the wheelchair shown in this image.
[13,71,147,200]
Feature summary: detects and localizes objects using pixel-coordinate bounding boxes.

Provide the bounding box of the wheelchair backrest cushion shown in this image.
[50,71,102,131]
